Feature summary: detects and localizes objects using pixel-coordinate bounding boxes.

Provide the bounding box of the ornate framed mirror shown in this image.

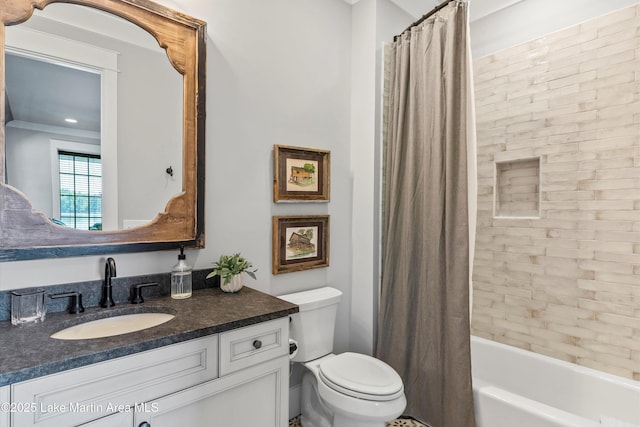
[0,0,206,261]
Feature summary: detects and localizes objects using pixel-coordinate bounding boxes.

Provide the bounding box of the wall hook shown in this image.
[166,166,173,177]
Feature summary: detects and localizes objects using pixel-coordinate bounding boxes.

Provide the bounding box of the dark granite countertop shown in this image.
[0,286,298,386]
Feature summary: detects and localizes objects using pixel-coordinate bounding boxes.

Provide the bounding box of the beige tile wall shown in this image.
[471,3,640,380]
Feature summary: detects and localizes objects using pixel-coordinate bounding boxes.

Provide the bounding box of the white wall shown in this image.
[470,0,640,57]
[5,127,98,219]
[349,0,412,355]
[6,127,59,218]
[350,0,377,356]
[200,0,353,352]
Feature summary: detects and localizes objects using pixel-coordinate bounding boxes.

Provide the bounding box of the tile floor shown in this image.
[289,416,428,426]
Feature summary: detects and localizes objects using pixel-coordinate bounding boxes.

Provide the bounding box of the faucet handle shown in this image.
[50,292,85,314]
[131,283,159,304]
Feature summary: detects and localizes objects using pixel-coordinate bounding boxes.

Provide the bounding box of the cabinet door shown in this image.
[0,386,8,427]
[135,356,289,427]
[81,411,132,427]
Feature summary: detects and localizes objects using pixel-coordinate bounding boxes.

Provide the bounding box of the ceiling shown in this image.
[5,53,101,133]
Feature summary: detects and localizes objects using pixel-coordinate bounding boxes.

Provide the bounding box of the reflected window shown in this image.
[58,151,102,230]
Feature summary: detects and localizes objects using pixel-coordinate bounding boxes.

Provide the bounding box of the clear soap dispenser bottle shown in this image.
[171,246,192,299]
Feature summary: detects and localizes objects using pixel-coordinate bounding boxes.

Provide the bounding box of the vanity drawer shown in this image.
[11,334,218,427]
[219,317,289,376]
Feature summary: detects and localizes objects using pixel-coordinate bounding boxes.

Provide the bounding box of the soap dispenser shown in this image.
[171,246,192,299]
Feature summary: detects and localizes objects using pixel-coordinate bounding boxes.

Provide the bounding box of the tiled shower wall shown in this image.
[471,4,640,380]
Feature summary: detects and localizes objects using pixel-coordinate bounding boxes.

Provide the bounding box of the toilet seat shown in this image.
[318,352,404,401]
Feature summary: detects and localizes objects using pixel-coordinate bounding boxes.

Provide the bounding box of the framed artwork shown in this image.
[272,215,330,274]
[273,145,330,202]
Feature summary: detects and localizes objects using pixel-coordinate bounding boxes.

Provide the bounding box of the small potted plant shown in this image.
[207,253,257,293]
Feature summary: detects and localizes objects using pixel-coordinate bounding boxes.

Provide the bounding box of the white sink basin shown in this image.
[51,312,175,340]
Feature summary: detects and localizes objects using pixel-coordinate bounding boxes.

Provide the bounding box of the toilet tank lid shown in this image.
[278,287,342,311]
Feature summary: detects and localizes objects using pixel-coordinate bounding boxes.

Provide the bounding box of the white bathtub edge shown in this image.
[471,335,640,427]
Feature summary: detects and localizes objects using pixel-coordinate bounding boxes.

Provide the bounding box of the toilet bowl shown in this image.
[279,287,407,427]
[302,353,406,427]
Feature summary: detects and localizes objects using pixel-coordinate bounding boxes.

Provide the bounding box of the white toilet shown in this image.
[279,287,406,427]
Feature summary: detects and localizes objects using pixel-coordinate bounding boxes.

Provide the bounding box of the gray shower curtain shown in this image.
[375,2,476,426]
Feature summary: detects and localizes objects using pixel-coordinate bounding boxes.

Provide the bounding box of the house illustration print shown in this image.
[286,227,317,260]
[290,166,313,184]
[286,158,318,192]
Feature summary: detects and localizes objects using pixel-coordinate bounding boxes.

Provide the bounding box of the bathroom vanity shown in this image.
[0,287,297,427]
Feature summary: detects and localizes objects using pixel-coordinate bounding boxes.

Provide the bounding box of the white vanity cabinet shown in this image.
[135,318,290,427]
[82,411,132,426]
[1,386,9,427]
[10,317,289,427]
[135,356,288,426]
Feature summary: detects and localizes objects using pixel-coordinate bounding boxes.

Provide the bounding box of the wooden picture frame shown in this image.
[273,145,330,202]
[272,215,330,274]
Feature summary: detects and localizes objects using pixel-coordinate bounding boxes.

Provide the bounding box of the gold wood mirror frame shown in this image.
[0,0,206,261]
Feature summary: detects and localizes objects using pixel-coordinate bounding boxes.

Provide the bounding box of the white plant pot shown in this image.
[220,274,243,293]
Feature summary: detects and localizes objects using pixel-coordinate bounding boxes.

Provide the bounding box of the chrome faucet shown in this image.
[100,257,117,308]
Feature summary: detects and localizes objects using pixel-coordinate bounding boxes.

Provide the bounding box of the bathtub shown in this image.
[471,336,640,427]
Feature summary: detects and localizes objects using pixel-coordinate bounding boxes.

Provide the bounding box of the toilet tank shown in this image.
[278,287,342,362]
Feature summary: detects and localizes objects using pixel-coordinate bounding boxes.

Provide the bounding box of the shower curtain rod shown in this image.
[393,0,454,41]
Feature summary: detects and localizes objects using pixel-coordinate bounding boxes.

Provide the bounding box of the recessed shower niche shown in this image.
[493,157,540,218]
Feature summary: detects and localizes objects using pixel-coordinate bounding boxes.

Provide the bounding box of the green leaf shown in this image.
[210,252,257,281]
